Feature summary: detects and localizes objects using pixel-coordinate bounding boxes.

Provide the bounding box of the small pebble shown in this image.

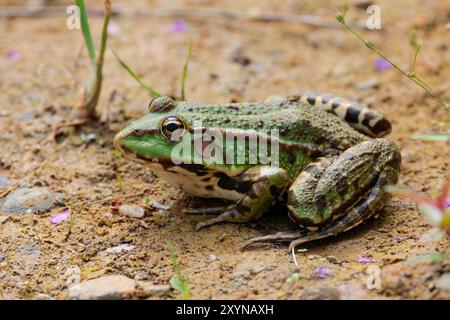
[68,275,136,300]
[298,286,341,300]
[0,176,11,186]
[327,255,339,264]
[250,265,265,276]
[208,254,217,262]
[118,204,145,218]
[435,273,450,292]
[103,244,135,254]
[355,78,380,91]
[64,265,81,288]
[138,282,171,297]
[0,216,9,223]
[0,187,56,215]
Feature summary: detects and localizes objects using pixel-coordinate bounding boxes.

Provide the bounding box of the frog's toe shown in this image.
[194,208,241,230]
[240,231,307,251]
[184,206,229,215]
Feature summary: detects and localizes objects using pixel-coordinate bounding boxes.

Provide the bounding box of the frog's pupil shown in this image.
[166,122,179,132]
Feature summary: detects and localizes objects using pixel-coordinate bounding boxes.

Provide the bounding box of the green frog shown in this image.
[114,92,401,251]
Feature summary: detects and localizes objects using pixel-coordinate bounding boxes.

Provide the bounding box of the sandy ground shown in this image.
[0,0,449,299]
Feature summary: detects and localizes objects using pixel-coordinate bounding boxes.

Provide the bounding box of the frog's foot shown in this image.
[240,231,307,251]
[184,206,229,215]
[285,138,401,251]
[194,166,290,231]
[292,92,392,138]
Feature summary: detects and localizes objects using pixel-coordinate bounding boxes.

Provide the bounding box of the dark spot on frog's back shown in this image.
[227,105,240,112]
[280,128,289,136]
[255,120,264,128]
[269,185,281,197]
[215,172,251,193]
[181,164,210,176]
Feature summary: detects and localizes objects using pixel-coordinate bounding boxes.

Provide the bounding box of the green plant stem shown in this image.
[113,51,161,97]
[342,24,436,94]
[180,42,192,101]
[75,0,111,119]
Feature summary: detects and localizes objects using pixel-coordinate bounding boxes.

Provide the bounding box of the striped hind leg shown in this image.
[287,162,399,251]
[293,92,392,137]
[241,139,401,251]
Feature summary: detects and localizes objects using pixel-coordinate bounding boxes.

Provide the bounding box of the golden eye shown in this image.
[161,116,185,139]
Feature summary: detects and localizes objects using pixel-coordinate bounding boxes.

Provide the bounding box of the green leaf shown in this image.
[170,278,185,293]
[113,50,161,97]
[441,210,450,228]
[76,0,96,65]
[406,251,449,264]
[364,40,375,50]
[412,132,450,142]
[336,12,346,25]
[180,42,192,101]
[409,30,419,49]
[418,203,443,226]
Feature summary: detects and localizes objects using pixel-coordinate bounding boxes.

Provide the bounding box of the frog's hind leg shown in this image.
[294,92,392,138]
[287,163,398,251]
[242,139,401,251]
[287,138,400,251]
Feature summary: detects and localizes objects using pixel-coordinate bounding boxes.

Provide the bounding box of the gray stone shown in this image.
[64,265,81,288]
[137,282,171,297]
[435,273,450,292]
[355,78,380,91]
[118,204,145,218]
[102,244,135,254]
[68,275,137,300]
[298,285,341,300]
[0,176,11,186]
[0,187,55,215]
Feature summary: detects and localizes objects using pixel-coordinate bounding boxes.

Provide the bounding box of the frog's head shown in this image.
[114,96,193,167]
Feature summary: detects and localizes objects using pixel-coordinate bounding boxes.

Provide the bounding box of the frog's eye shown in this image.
[161,116,185,140]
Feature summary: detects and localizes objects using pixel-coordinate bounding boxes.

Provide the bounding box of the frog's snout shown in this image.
[113,130,126,155]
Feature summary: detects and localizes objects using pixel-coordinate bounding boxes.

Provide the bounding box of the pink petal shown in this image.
[315,264,333,278]
[107,21,121,36]
[170,20,187,33]
[50,208,71,224]
[6,50,22,61]
[357,255,376,264]
[374,58,391,72]
[445,199,450,209]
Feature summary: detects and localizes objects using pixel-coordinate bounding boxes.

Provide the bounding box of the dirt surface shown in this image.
[0,0,449,300]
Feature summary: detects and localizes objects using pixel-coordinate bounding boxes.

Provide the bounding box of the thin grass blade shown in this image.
[76,0,96,65]
[113,50,161,97]
[180,42,192,101]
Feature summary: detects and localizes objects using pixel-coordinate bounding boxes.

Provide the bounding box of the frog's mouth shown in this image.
[113,131,182,170]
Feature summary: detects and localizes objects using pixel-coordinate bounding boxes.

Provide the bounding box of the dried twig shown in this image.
[0,6,366,29]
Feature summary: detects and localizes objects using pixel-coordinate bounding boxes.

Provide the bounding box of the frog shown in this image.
[113,92,401,251]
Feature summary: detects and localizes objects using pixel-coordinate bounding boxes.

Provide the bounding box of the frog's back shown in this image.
[179,99,367,150]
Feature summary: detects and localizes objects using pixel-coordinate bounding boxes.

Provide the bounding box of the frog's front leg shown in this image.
[194,166,290,230]
[242,138,401,250]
